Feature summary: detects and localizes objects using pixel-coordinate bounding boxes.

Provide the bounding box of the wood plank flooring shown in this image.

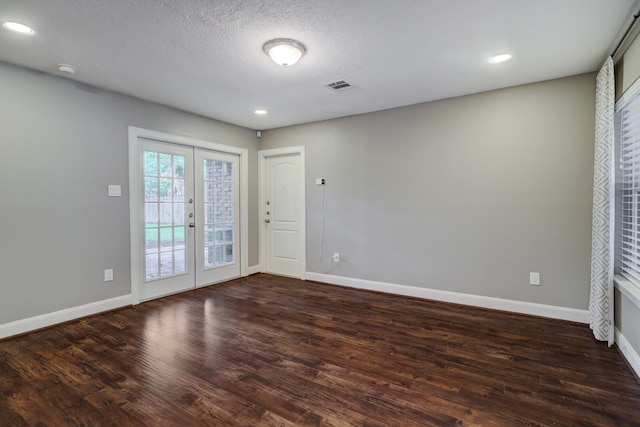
[1,274,639,426]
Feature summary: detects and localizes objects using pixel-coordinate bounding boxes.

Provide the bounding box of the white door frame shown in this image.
[258,146,306,279]
[128,126,249,304]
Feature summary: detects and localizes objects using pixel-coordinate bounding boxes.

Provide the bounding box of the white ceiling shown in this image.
[0,0,636,130]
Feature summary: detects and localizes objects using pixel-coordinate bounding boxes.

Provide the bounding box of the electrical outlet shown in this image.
[529,272,540,286]
[107,185,121,197]
[104,268,114,282]
[316,178,325,185]
[332,253,340,263]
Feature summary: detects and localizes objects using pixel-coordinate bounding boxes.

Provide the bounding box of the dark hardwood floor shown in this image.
[1,274,639,426]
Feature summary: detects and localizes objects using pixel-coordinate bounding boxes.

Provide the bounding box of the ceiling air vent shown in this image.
[325,80,353,91]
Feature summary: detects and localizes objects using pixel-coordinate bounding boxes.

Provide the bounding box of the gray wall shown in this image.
[0,62,259,324]
[261,73,596,310]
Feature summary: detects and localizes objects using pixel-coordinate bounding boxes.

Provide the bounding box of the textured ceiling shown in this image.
[0,0,636,130]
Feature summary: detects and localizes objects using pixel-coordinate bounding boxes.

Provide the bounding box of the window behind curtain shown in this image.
[616,81,640,286]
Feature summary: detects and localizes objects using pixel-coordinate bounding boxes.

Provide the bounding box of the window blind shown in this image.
[617,86,640,285]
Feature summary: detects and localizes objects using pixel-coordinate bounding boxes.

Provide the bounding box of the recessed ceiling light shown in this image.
[3,21,34,34]
[489,54,512,64]
[254,109,268,115]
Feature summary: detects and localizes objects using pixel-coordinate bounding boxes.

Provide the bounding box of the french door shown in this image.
[194,149,240,286]
[138,138,240,301]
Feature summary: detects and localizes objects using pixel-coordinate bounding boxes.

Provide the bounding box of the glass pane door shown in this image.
[140,140,195,300]
[196,149,240,286]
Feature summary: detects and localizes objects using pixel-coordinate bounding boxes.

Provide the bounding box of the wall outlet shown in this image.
[529,272,540,286]
[332,253,340,263]
[104,268,114,282]
[316,178,325,185]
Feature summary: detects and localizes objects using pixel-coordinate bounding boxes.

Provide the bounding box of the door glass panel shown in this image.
[145,228,158,252]
[160,252,173,275]
[159,153,172,176]
[174,226,186,246]
[205,182,214,202]
[144,150,188,281]
[202,159,235,269]
[145,177,158,201]
[204,226,214,246]
[205,246,214,268]
[214,204,223,222]
[225,245,233,263]
[144,151,158,174]
[173,204,185,225]
[146,254,159,278]
[174,179,185,201]
[175,250,186,274]
[160,203,172,225]
[173,156,185,177]
[223,183,233,202]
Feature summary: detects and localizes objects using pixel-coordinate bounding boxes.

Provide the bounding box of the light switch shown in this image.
[108,185,121,197]
[529,272,540,286]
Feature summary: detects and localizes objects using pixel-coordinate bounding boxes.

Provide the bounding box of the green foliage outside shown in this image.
[145,225,185,247]
[144,151,184,199]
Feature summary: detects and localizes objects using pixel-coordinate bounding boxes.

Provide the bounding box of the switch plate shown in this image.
[529,272,540,286]
[108,185,121,197]
[104,269,114,282]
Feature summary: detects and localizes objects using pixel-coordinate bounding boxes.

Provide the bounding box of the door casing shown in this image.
[128,126,249,304]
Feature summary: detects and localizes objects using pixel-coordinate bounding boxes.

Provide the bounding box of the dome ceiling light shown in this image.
[263,38,306,67]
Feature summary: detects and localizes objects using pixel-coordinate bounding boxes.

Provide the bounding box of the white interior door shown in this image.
[134,138,243,302]
[263,153,305,278]
[195,149,240,286]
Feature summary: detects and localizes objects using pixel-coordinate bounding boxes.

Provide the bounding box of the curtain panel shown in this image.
[589,56,615,346]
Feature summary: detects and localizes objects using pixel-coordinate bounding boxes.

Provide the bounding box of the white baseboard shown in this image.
[0,294,132,339]
[247,265,262,275]
[306,272,589,324]
[616,328,640,379]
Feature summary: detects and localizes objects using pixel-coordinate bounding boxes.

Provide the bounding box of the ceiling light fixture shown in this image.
[489,53,512,64]
[263,38,306,67]
[254,109,268,115]
[3,21,34,34]
[57,64,76,75]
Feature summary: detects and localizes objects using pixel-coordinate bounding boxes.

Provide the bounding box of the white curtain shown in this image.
[589,56,615,346]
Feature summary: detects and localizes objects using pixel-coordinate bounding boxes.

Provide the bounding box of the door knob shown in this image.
[265,219,271,224]
[189,222,195,228]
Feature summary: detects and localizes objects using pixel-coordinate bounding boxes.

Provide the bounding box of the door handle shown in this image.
[265,219,271,224]
[189,222,195,228]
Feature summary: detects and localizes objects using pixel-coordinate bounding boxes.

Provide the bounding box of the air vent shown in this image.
[325,80,353,91]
